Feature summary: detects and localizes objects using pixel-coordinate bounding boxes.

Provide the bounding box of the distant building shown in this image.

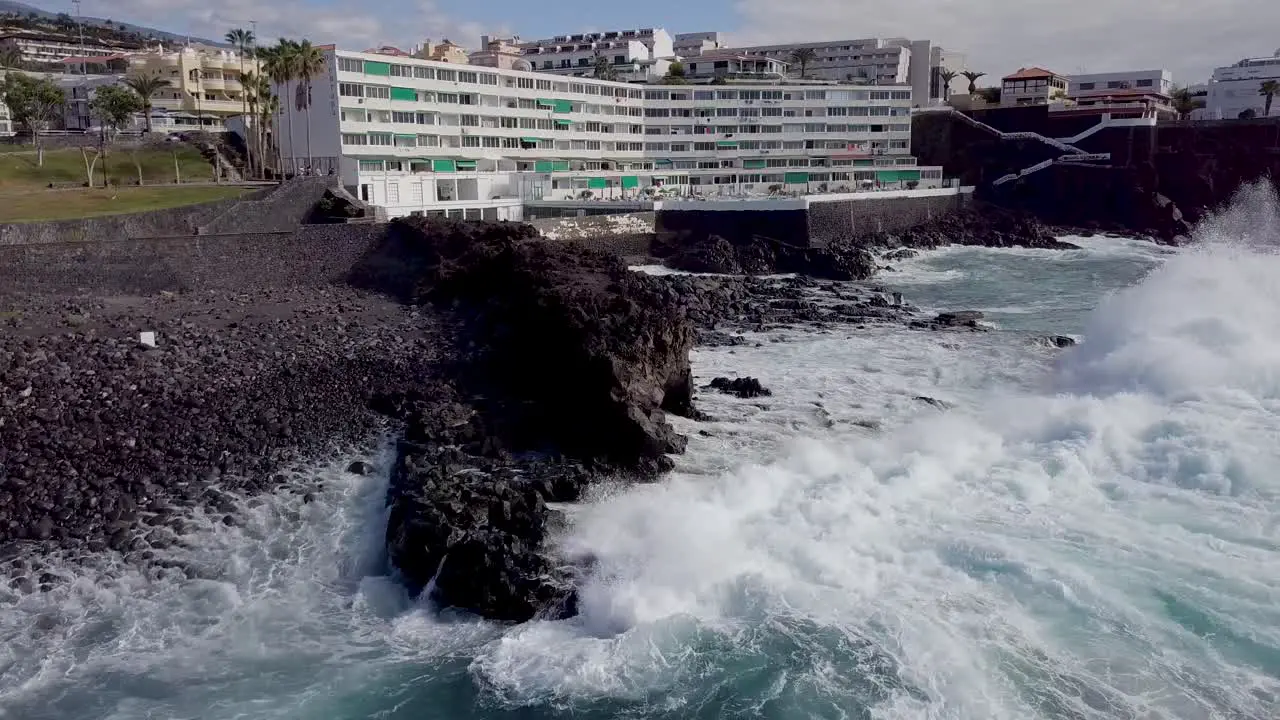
[1202,51,1280,119]
[423,39,469,64]
[680,51,787,82]
[1000,67,1069,106]
[518,28,675,77]
[717,37,965,105]
[1068,69,1173,97]
[470,36,528,70]
[0,28,139,67]
[672,31,721,58]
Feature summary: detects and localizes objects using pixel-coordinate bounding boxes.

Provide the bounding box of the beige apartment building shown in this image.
[62,45,259,132]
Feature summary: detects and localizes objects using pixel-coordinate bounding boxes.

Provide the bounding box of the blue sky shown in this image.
[42,0,1280,84]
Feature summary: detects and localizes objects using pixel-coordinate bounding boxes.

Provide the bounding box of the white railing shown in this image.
[993,153,1111,186]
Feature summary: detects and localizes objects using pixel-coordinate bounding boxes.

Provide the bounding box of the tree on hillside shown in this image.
[1260,80,1279,117]
[1170,86,1204,120]
[294,39,325,171]
[961,71,986,94]
[1,72,65,166]
[91,84,142,140]
[122,72,169,133]
[660,61,689,85]
[0,46,23,70]
[938,69,958,99]
[789,47,816,78]
[592,51,619,81]
[225,28,255,122]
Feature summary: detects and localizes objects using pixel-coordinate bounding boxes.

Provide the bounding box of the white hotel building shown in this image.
[277,47,938,221]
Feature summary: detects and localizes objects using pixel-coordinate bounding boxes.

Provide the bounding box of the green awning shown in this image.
[521,137,541,144]
[432,159,456,172]
[655,159,674,166]
[554,119,572,126]
[621,175,639,189]
[898,169,921,182]
[390,87,416,101]
[784,171,810,184]
[743,159,767,169]
[534,160,554,173]
[551,160,570,171]
[536,98,556,107]
[587,177,608,189]
[394,133,417,139]
[877,170,905,182]
[716,141,739,148]
[363,61,391,75]
[853,159,875,167]
[553,99,574,113]
[455,159,478,169]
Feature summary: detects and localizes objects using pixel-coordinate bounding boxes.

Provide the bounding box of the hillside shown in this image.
[0,0,225,48]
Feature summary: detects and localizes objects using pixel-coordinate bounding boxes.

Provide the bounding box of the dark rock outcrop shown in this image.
[707,376,772,399]
[368,216,697,621]
[652,231,878,281]
[862,206,1077,250]
[910,310,989,331]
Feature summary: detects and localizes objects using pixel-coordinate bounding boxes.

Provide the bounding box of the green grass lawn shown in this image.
[0,146,217,189]
[0,185,250,222]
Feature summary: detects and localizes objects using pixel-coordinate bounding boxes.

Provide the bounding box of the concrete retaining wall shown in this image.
[0,192,253,246]
[0,224,389,295]
[807,191,972,247]
[198,176,338,234]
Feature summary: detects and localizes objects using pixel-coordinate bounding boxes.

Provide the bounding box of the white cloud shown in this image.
[102,0,506,52]
[728,0,1280,84]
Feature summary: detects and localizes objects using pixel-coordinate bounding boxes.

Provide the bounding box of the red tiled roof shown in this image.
[1003,66,1060,80]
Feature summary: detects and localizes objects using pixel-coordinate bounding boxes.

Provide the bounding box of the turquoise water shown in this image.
[4,188,1280,719]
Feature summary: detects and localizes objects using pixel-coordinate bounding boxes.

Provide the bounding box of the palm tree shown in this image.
[1260,80,1279,117]
[961,71,986,94]
[938,69,958,99]
[259,91,279,177]
[294,40,326,172]
[1170,86,1204,120]
[789,47,817,79]
[122,72,170,133]
[262,40,299,175]
[225,28,255,124]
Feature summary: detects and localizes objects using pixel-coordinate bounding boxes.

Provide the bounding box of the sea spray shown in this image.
[472,186,1280,718]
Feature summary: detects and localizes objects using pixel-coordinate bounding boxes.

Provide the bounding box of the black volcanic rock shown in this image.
[708,376,772,398]
[369,216,698,621]
[652,232,878,281]
[863,207,1076,250]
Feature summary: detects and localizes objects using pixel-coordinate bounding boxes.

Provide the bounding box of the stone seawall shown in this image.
[0,224,388,295]
[653,191,970,249]
[528,212,656,258]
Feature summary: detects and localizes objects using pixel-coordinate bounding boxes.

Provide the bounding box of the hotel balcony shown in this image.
[201,76,227,91]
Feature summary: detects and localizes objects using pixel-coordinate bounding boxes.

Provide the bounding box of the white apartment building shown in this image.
[275,48,937,221]
[518,28,675,77]
[1202,51,1280,119]
[720,38,966,106]
[1068,69,1173,96]
[0,29,138,67]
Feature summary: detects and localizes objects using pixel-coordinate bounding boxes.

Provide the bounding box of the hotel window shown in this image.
[338,57,363,73]
[365,85,391,99]
[518,77,534,89]
[536,79,552,90]
[368,133,392,146]
[890,91,910,100]
[359,160,384,171]
[416,112,436,125]
[392,111,416,123]
[437,93,459,103]
[693,90,715,101]
[390,64,413,77]
[869,91,890,100]
[437,68,457,82]
[414,66,435,79]
[462,136,480,147]
[716,90,738,100]
[460,114,479,126]
[479,73,498,85]
[339,83,364,97]
[417,135,439,146]
[458,71,478,83]
[395,135,416,147]
[716,108,736,117]
[341,133,367,145]
[483,136,501,147]
[341,107,367,122]
[1136,79,1153,87]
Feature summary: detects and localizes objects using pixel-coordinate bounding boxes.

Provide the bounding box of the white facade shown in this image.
[1202,52,1280,119]
[0,30,135,67]
[518,28,675,77]
[275,48,937,221]
[1068,69,1173,97]
[719,37,965,105]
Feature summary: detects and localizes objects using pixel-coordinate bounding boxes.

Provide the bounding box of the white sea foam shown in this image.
[473,185,1280,718]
